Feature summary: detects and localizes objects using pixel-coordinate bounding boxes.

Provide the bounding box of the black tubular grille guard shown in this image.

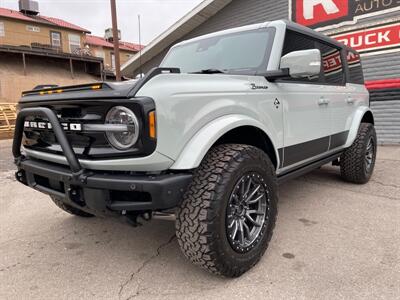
[13,107,82,174]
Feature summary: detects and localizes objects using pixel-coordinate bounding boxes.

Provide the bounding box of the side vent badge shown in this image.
[274,98,280,108]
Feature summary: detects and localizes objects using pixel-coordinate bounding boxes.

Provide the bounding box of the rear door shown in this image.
[344,50,368,130]
[316,41,348,150]
[274,30,331,170]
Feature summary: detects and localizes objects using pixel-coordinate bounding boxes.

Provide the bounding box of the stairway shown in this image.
[0,103,17,140]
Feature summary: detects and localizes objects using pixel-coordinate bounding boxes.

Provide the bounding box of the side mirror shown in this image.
[280,49,321,78]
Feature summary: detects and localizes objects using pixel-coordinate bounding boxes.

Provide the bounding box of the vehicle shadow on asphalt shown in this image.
[3,160,398,298]
[43,166,340,279]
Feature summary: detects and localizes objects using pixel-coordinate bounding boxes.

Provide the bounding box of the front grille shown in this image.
[20,99,155,159]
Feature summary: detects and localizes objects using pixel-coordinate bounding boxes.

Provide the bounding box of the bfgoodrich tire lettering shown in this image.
[175,144,278,277]
[340,123,377,184]
[50,196,94,217]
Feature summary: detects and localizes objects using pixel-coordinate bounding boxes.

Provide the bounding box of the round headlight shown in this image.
[105,106,139,150]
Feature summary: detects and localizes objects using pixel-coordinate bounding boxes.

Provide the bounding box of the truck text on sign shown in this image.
[332,23,400,54]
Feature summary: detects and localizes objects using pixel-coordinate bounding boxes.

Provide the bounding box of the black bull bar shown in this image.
[13,107,82,175]
[12,107,192,214]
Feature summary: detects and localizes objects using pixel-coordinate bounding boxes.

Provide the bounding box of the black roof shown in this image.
[282,20,356,53]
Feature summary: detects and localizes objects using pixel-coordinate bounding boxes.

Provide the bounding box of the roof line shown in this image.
[0,7,91,33]
[85,35,144,52]
[121,0,232,76]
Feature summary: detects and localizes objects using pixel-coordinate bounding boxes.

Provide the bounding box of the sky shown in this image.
[0,0,204,45]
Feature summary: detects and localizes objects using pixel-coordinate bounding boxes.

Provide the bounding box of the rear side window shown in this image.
[317,42,345,85]
[346,51,364,84]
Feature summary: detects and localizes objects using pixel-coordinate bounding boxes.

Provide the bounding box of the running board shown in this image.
[277,152,342,185]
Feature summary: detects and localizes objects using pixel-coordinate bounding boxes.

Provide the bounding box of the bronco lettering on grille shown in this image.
[24,121,82,131]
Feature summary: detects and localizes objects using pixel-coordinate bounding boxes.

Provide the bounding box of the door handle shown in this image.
[347,97,355,104]
[318,97,329,105]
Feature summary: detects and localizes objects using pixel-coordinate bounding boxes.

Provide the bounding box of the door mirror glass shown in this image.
[280,49,321,79]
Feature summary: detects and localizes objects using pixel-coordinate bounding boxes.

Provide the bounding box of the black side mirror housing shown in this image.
[262,68,290,82]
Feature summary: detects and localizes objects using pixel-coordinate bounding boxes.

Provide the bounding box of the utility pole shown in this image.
[138,14,143,77]
[110,0,121,81]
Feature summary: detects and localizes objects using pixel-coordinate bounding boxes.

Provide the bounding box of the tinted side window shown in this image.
[347,51,364,84]
[317,42,344,85]
[281,30,321,83]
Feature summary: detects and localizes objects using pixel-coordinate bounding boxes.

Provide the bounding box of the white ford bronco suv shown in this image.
[13,20,376,277]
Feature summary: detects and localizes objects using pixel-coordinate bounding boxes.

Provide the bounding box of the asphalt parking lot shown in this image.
[0,139,399,300]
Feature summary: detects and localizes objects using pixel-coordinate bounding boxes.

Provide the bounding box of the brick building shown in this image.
[0,2,144,103]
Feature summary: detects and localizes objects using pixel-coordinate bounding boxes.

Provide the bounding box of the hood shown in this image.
[136,73,254,100]
[19,80,140,103]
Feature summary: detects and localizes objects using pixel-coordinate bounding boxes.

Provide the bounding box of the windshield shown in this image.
[160,28,274,74]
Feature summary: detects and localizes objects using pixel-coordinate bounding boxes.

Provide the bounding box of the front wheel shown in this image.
[340,123,377,184]
[175,144,278,277]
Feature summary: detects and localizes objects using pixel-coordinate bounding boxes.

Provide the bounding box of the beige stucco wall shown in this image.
[0,17,85,53]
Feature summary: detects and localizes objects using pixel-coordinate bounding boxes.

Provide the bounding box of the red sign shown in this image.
[294,0,348,27]
[332,23,400,53]
[291,0,400,29]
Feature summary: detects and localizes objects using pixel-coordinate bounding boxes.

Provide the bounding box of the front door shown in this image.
[276,82,331,169]
[276,30,331,170]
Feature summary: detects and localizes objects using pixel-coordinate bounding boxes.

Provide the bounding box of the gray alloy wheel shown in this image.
[226,172,269,253]
[175,144,278,277]
[365,136,375,173]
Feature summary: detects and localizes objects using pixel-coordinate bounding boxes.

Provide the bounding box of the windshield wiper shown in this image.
[191,69,227,74]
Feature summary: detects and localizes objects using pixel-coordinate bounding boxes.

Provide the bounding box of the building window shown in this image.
[0,22,4,37]
[95,49,105,59]
[111,52,115,69]
[50,31,61,48]
[26,25,40,32]
[68,34,81,53]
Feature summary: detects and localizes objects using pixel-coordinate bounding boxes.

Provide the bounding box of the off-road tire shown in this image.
[340,122,377,184]
[50,196,94,217]
[175,144,278,277]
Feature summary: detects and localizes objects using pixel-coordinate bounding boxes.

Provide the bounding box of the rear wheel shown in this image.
[340,123,377,184]
[50,196,94,217]
[175,144,278,277]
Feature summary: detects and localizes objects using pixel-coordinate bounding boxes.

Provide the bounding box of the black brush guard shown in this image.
[13,107,192,215]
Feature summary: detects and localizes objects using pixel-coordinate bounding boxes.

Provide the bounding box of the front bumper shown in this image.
[13,107,192,215]
[16,158,192,215]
